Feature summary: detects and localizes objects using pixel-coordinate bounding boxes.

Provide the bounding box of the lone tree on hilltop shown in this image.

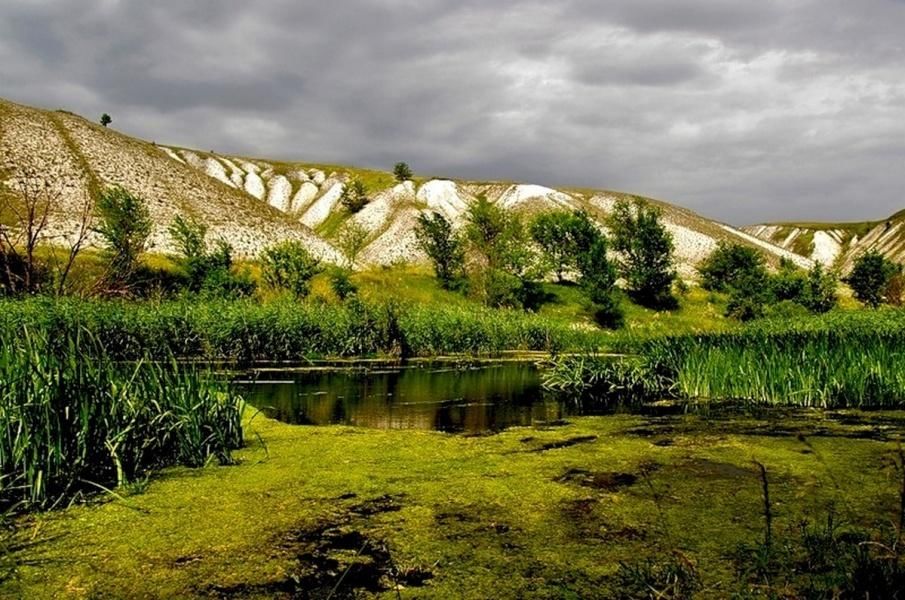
[100,113,112,127]
[393,162,413,183]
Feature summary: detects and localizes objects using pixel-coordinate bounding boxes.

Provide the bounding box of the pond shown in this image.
[233,361,575,433]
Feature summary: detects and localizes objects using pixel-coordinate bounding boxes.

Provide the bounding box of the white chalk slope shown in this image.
[1,96,809,276]
[743,218,905,272]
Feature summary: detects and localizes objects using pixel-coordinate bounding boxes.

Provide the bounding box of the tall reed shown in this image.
[0,327,244,511]
[0,297,596,361]
[546,309,905,408]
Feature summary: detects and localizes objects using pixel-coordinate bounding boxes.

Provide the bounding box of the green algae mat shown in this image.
[5,409,905,599]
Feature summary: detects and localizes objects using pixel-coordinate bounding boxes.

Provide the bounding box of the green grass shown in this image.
[762,221,880,238]
[790,229,815,257]
[315,208,353,239]
[549,308,905,408]
[0,295,601,361]
[353,267,734,341]
[0,327,243,511]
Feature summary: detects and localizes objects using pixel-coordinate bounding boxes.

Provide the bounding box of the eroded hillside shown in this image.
[743,217,905,272]
[1,97,810,276]
[156,146,810,277]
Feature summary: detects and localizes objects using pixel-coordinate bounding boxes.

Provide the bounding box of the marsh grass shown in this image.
[0,327,244,511]
[732,456,905,597]
[0,297,596,362]
[547,309,905,408]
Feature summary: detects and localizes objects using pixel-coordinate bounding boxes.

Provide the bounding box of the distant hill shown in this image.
[0,96,809,277]
[743,214,905,272]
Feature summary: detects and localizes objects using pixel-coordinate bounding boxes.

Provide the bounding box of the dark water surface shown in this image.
[233,362,571,433]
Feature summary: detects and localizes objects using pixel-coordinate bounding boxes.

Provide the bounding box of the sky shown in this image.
[1,0,904,225]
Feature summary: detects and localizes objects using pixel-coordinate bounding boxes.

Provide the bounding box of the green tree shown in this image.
[95,187,152,284]
[846,250,900,308]
[415,211,465,289]
[167,215,253,296]
[100,113,112,127]
[340,179,369,213]
[530,211,574,281]
[698,242,768,292]
[328,267,358,300]
[393,162,413,183]
[770,257,806,302]
[261,240,323,298]
[465,195,542,308]
[337,222,370,268]
[800,262,837,313]
[579,237,621,327]
[609,199,677,309]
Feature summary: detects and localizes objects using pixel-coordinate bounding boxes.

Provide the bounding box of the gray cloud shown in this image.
[1,0,903,224]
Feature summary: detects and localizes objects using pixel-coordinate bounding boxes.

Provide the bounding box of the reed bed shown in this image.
[0,328,244,511]
[0,297,596,361]
[546,309,905,408]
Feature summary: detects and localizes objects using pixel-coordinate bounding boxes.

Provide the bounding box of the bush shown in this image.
[340,179,369,213]
[699,244,838,320]
[698,242,767,292]
[609,199,677,309]
[769,257,805,301]
[580,238,621,328]
[465,195,542,309]
[167,215,253,298]
[337,222,370,268]
[846,250,901,308]
[95,187,152,286]
[261,240,323,299]
[726,287,768,322]
[415,211,465,289]
[800,263,837,313]
[329,267,357,300]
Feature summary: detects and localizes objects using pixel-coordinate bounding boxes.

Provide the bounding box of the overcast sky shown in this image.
[1,0,903,225]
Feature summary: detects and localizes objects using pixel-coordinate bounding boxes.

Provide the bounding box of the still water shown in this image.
[233,362,570,433]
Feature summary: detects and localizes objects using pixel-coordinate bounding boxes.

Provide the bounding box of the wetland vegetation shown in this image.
[3,188,905,598]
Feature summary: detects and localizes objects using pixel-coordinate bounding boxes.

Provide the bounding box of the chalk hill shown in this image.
[0,97,809,277]
[743,214,905,271]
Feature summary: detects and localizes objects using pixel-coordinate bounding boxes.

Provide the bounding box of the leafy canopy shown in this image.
[608,198,677,309]
[261,240,323,299]
[393,162,413,183]
[340,179,369,213]
[95,186,152,282]
[415,211,465,290]
[846,250,901,308]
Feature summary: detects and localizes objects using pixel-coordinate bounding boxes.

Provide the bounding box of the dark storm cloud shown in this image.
[1,0,903,224]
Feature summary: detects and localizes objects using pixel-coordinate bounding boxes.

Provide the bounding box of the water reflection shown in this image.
[234,363,567,433]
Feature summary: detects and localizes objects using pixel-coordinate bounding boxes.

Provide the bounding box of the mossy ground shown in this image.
[6,407,904,599]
